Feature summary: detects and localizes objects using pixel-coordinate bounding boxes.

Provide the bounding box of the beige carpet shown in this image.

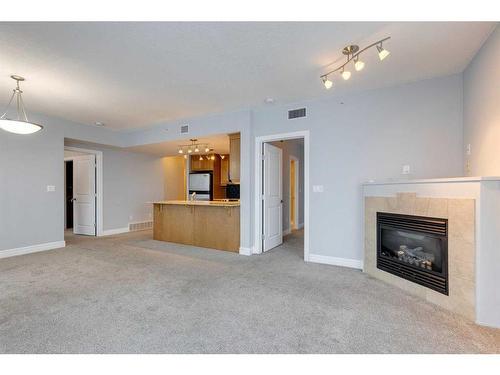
[0,229,499,353]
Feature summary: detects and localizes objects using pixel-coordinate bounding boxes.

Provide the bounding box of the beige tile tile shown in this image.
[414,197,430,216]
[448,236,475,264]
[396,192,417,213]
[427,198,449,218]
[449,259,475,282]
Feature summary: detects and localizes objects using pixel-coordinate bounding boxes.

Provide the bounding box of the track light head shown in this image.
[354,56,365,71]
[322,76,333,90]
[341,69,351,80]
[377,44,390,60]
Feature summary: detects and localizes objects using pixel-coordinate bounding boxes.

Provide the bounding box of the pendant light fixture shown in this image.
[320,37,390,90]
[0,75,43,134]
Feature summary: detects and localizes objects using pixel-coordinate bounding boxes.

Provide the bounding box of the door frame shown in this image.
[289,155,300,231]
[254,130,310,261]
[64,146,104,236]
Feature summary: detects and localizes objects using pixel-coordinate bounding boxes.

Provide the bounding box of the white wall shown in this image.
[464,26,500,176]
[252,75,464,261]
[270,139,304,232]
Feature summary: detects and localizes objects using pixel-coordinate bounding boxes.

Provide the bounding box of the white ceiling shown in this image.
[126,133,230,157]
[0,22,496,130]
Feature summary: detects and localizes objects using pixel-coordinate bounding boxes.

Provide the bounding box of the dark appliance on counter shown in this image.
[226,183,240,200]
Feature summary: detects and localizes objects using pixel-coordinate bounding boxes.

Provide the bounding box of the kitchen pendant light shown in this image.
[0,75,43,135]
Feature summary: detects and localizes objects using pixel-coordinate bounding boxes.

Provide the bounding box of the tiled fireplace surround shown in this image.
[364,192,475,320]
[363,177,500,328]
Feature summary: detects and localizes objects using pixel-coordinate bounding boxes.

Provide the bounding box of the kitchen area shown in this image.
[153,133,241,252]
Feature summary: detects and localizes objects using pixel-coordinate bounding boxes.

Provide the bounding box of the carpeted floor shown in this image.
[1,229,499,353]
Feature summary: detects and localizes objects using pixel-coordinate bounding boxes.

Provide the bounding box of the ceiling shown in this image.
[126,133,230,157]
[0,22,496,130]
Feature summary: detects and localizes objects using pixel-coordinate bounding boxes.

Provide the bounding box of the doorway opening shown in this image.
[64,146,103,238]
[254,131,309,260]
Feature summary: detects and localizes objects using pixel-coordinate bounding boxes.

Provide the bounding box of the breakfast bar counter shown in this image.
[152,201,240,252]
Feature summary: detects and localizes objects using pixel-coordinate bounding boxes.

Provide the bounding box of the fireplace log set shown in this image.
[396,245,434,270]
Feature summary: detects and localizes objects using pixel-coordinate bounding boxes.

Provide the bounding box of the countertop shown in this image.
[152,200,240,207]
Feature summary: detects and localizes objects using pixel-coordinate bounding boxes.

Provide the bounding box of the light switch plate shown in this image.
[402,165,410,175]
[313,185,324,193]
[46,185,56,192]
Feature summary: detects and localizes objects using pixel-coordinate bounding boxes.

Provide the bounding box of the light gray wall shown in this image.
[270,139,305,232]
[1,74,464,260]
[1,124,64,250]
[65,140,164,230]
[252,74,464,261]
[464,26,500,176]
[0,112,158,251]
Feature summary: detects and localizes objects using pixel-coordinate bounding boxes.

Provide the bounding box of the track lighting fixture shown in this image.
[320,36,390,90]
[177,139,215,157]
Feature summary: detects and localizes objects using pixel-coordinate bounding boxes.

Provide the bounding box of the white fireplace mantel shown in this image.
[363,177,500,329]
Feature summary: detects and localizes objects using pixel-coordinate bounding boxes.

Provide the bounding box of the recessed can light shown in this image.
[94,121,105,127]
[264,97,275,104]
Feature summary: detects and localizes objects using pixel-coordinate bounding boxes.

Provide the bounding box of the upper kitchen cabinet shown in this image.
[190,156,214,171]
[229,133,240,183]
[220,155,230,186]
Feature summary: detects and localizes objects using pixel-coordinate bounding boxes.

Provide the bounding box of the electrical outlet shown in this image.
[402,165,410,175]
[312,185,324,193]
[46,185,56,192]
[466,144,472,155]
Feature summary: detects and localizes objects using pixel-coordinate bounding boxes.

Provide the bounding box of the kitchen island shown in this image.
[152,200,240,252]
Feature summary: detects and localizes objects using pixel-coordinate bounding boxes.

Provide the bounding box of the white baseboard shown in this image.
[239,246,253,256]
[100,227,129,236]
[307,253,363,270]
[0,241,66,259]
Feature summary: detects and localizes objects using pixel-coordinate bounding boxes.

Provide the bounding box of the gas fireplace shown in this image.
[377,212,448,295]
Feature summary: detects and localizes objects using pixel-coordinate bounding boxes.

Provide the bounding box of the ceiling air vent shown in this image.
[180,124,189,134]
[288,108,306,119]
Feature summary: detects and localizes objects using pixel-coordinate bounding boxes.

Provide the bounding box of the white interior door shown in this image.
[263,143,283,251]
[73,154,96,235]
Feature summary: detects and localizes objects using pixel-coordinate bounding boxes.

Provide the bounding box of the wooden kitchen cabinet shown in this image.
[190,156,214,171]
[220,155,230,186]
[229,133,240,183]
